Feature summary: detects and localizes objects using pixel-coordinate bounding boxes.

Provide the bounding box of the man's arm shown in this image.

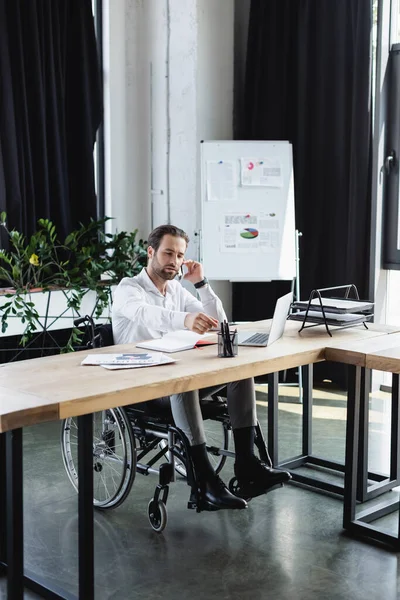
[181,259,227,322]
[181,284,227,323]
[113,280,188,333]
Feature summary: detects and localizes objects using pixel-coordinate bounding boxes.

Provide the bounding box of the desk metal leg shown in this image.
[267,365,312,470]
[6,427,24,600]
[343,365,400,549]
[267,372,279,464]
[302,364,313,457]
[390,374,400,484]
[0,432,6,575]
[356,370,400,502]
[78,414,94,600]
[356,368,369,501]
[343,365,361,527]
[277,362,399,500]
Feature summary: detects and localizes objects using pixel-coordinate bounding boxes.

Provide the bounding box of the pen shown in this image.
[221,322,229,357]
[224,320,233,357]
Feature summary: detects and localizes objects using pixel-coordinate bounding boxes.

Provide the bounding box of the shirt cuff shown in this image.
[196,284,214,300]
[172,311,188,330]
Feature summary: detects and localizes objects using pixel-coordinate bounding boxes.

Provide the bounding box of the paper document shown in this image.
[81,352,177,368]
[221,212,280,253]
[206,161,236,202]
[240,157,283,187]
[136,330,214,353]
[307,298,374,312]
[101,360,178,370]
[300,311,368,322]
[290,311,372,326]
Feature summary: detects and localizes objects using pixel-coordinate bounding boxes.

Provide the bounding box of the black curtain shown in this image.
[0,0,102,243]
[235,0,372,386]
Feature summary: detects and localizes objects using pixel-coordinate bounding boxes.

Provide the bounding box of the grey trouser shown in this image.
[154,378,257,445]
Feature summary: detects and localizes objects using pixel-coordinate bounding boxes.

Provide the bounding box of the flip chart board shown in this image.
[200,140,296,281]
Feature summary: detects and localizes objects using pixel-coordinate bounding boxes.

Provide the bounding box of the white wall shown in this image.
[103,0,235,315]
[196,1,234,312]
[103,0,151,236]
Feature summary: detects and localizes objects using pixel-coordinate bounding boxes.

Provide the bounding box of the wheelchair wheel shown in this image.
[159,419,230,477]
[148,499,167,533]
[61,407,136,509]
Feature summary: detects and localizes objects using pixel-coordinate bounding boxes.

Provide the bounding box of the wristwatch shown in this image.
[194,277,208,289]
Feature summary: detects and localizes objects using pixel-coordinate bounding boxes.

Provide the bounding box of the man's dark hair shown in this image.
[147,225,189,252]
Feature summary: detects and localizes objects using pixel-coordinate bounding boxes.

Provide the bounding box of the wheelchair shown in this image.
[60,317,273,532]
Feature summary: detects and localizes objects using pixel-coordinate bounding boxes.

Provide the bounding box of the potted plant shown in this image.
[0,212,147,352]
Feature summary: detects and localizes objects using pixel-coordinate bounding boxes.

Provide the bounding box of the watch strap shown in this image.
[194,277,208,289]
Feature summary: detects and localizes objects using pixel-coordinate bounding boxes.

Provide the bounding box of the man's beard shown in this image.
[152,256,177,280]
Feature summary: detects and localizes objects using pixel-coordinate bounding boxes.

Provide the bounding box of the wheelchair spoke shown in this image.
[99,469,111,499]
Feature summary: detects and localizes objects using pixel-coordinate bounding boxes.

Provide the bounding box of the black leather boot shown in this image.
[188,443,247,511]
[234,455,292,500]
[188,474,248,511]
[233,426,291,500]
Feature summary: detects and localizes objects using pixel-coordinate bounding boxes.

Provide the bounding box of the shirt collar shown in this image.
[137,268,175,297]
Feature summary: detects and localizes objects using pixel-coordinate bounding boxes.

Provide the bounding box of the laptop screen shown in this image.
[267,292,293,345]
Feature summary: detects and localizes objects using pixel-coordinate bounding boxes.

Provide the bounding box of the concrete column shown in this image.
[104,0,235,314]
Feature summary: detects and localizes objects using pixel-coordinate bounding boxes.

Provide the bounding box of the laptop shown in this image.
[237,292,293,347]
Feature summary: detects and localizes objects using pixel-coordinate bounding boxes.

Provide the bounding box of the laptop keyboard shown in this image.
[243,333,269,345]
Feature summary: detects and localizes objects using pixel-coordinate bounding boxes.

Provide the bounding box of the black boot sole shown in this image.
[188,496,247,512]
[188,497,221,512]
[235,481,286,501]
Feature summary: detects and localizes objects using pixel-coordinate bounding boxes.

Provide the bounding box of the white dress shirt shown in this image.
[112,268,227,345]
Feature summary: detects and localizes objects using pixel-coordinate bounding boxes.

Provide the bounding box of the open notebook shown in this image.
[136,330,215,353]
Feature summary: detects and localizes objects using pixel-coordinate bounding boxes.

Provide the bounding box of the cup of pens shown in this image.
[218,321,238,358]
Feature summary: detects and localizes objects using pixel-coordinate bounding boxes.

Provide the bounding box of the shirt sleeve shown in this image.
[181,284,227,323]
[113,280,188,333]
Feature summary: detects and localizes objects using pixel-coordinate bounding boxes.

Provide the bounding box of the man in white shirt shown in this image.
[112,225,290,511]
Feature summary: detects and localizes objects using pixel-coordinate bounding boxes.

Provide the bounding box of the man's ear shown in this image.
[147,246,154,260]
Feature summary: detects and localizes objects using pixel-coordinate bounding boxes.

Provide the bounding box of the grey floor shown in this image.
[1,384,400,600]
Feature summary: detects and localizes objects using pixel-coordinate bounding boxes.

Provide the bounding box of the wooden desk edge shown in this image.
[0,404,59,433]
[324,347,366,367]
[366,355,400,373]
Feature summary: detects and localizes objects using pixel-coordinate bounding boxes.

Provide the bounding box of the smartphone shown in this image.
[177,265,184,281]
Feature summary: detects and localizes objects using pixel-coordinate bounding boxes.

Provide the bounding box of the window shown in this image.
[383,42,400,268]
[92,0,105,221]
[382,0,400,268]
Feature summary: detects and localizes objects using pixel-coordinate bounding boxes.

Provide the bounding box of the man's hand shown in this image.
[182,260,204,285]
[184,312,219,334]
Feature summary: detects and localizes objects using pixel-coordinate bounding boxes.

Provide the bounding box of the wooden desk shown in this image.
[2,321,398,433]
[0,320,399,598]
[367,345,400,372]
[269,325,400,496]
[326,336,400,549]
[325,330,400,366]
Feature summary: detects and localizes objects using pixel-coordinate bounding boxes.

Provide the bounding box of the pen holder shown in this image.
[217,331,238,358]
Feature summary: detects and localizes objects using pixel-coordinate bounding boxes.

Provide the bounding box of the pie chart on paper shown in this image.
[240,228,259,239]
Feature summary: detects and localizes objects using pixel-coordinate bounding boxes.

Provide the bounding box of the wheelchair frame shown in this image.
[60,316,271,532]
